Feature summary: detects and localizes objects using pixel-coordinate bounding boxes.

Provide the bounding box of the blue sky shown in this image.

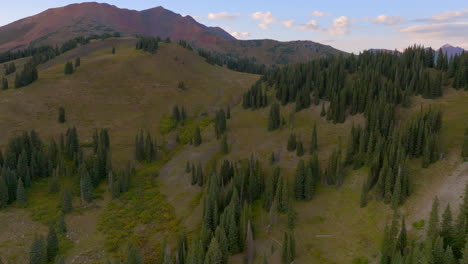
[2,0,467,53]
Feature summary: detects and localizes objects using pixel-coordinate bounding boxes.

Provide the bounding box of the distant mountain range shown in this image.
[0,2,343,65]
[440,44,465,57]
[367,44,465,57]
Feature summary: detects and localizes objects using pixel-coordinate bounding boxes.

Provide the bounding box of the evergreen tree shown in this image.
[294,160,306,200]
[61,187,73,213]
[427,197,440,242]
[80,164,93,204]
[296,140,304,157]
[287,207,296,230]
[287,133,296,151]
[226,106,231,119]
[29,235,46,264]
[281,232,295,264]
[64,62,74,75]
[268,103,281,131]
[310,123,318,153]
[204,237,223,264]
[396,218,407,254]
[112,47,116,54]
[74,57,80,67]
[48,170,60,194]
[16,178,26,206]
[58,107,66,123]
[0,176,8,208]
[194,126,202,147]
[440,204,453,248]
[46,226,59,262]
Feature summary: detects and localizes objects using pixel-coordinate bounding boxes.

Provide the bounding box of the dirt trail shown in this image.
[409,162,468,226]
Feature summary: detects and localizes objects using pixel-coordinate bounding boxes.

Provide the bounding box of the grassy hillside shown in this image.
[0,35,467,264]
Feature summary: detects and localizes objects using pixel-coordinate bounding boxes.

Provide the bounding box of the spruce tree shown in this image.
[61,187,73,213]
[58,107,66,123]
[29,235,46,264]
[193,126,202,147]
[80,164,93,204]
[112,47,116,54]
[204,237,223,264]
[294,160,305,200]
[296,140,304,157]
[46,226,59,262]
[281,232,295,264]
[268,103,281,131]
[0,176,8,208]
[74,57,80,68]
[427,196,440,242]
[440,204,453,248]
[320,103,326,117]
[287,133,296,151]
[64,62,74,75]
[310,123,318,153]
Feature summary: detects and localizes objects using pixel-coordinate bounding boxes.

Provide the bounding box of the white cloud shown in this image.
[297,20,321,32]
[231,32,250,39]
[282,20,295,28]
[207,11,240,20]
[311,11,329,17]
[432,9,468,21]
[372,15,405,25]
[399,22,468,40]
[329,16,351,35]
[250,11,276,29]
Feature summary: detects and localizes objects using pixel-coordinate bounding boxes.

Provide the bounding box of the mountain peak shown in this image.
[0,2,235,51]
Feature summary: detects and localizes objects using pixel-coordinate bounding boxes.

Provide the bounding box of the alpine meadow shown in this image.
[0,1,467,264]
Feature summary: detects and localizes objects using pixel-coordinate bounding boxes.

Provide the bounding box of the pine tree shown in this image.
[194,126,202,147]
[29,235,46,264]
[112,47,116,54]
[74,57,81,67]
[294,160,306,200]
[287,207,296,230]
[391,171,402,209]
[80,164,93,204]
[427,196,440,242]
[296,140,304,157]
[281,232,295,264]
[16,178,26,206]
[396,217,407,254]
[0,176,8,208]
[61,187,73,213]
[440,204,453,248]
[46,226,59,262]
[310,123,318,153]
[64,62,74,75]
[268,103,281,131]
[287,133,296,151]
[58,107,66,123]
[204,237,223,264]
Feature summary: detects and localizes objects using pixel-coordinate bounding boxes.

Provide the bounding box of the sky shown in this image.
[1,0,468,53]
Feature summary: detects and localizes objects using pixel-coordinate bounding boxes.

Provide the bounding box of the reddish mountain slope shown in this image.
[0,2,235,51]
